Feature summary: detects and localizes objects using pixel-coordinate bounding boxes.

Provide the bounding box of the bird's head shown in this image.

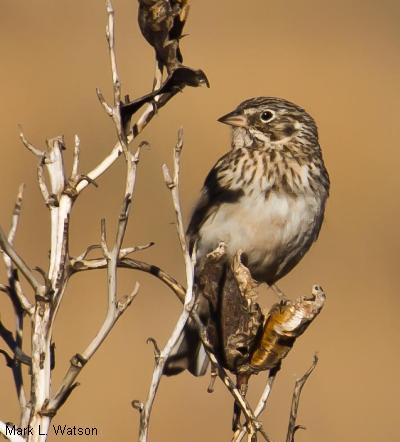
[218,97,318,150]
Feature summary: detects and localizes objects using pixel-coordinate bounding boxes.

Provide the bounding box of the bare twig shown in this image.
[19,126,44,157]
[74,244,102,261]
[136,264,195,441]
[0,185,31,426]
[70,256,185,303]
[136,130,196,442]
[71,134,80,179]
[75,33,172,196]
[119,242,155,258]
[286,355,319,442]
[161,128,187,257]
[47,284,139,415]
[46,2,141,416]
[7,184,25,244]
[48,216,141,415]
[36,156,51,204]
[0,226,39,310]
[0,317,30,420]
[96,87,113,116]
[252,372,277,422]
[232,370,279,442]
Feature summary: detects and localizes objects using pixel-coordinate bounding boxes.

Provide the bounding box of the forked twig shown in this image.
[47,1,140,415]
[0,226,42,305]
[75,12,173,197]
[0,186,32,429]
[286,355,319,442]
[135,130,196,442]
[233,370,279,442]
[70,255,186,303]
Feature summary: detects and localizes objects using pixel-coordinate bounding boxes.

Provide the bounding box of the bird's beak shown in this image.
[217,110,248,128]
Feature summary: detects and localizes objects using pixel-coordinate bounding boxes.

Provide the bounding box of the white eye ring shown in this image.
[260,110,275,123]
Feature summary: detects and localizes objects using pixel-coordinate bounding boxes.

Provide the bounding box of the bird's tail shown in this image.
[163,319,209,376]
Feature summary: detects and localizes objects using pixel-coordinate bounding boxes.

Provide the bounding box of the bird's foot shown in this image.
[270,283,288,301]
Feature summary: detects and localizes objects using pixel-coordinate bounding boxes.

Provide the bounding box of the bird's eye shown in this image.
[260,111,274,122]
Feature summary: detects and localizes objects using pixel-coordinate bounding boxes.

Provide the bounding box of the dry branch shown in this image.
[233,372,278,442]
[286,355,319,442]
[0,186,31,428]
[47,1,141,417]
[0,226,42,304]
[70,255,186,303]
[0,1,180,440]
[134,130,197,442]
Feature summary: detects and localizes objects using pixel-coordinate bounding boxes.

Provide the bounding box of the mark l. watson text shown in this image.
[6,424,98,437]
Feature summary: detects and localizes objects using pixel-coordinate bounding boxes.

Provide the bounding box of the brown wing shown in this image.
[187,152,244,253]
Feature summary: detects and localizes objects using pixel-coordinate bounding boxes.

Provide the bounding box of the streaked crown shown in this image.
[219,97,319,148]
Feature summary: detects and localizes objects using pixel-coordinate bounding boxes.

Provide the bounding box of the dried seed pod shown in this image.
[249,285,325,372]
[195,245,264,374]
[138,0,190,73]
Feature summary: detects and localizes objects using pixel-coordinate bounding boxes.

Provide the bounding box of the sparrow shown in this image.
[164,97,330,376]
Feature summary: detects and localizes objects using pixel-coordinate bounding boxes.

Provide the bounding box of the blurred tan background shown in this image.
[0,0,399,440]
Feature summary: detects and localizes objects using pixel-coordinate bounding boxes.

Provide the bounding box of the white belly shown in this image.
[197,191,321,281]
